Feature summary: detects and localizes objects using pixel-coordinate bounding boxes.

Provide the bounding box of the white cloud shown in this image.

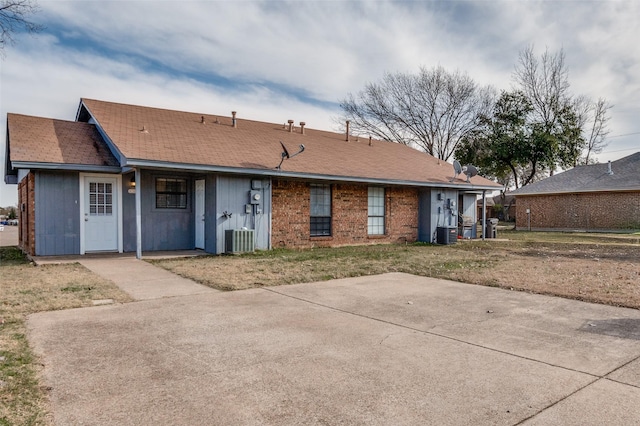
[2,0,639,205]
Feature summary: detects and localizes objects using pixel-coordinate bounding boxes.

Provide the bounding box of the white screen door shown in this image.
[195,179,205,249]
[84,177,119,252]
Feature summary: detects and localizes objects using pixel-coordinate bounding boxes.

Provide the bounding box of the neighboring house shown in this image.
[511,152,640,231]
[4,98,501,257]
[476,196,494,222]
[492,193,516,221]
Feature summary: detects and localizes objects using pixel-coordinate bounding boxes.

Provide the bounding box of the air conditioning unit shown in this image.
[225,229,255,253]
[436,227,457,245]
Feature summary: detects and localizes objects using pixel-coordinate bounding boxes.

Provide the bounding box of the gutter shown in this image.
[10,161,122,174]
[513,188,640,196]
[125,158,501,191]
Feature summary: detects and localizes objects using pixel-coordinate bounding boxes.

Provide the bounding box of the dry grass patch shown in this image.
[0,247,132,426]
[151,235,640,310]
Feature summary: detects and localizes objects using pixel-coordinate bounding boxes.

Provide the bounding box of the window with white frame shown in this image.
[368,187,385,235]
[310,184,331,236]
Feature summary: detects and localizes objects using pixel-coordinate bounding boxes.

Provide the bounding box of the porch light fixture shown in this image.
[129,176,136,188]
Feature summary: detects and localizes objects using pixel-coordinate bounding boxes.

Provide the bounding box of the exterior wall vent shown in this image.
[225,229,255,253]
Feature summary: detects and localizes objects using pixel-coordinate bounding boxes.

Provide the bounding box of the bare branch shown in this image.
[339,66,494,160]
[0,0,43,57]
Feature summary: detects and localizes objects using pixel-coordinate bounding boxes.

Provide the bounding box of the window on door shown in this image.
[310,184,331,236]
[368,187,385,235]
[89,182,113,215]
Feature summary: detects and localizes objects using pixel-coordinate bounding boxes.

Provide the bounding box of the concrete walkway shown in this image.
[28,273,640,425]
[78,257,217,300]
[31,251,216,300]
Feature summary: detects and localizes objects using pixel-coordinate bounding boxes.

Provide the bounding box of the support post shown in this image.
[482,190,487,241]
[135,168,142,259]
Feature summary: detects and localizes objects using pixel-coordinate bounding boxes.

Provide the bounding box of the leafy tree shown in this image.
[0,0,42,57]
[456,46,610,188]
[339,66,494,161]
[7,206,17,219]
[456,90,533,189]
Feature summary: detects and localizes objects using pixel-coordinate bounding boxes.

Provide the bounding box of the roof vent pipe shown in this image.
[345,120,350,141]
[288,119,294,132]
[200,116,205,124]
[607,160,613,175]
[232,111,237,128]
[369,136,372,146]
[299,122,306,135]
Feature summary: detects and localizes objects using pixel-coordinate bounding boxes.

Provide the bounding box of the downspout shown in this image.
[135,168,142,259]
[268,178,272,250]
[482,190,486,241]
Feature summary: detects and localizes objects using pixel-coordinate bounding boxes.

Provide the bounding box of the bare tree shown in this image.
[511,46,611,177]
[340,66,494,161]
[574,96,612,165]
[0,0,42,56]
[513,46,570,127]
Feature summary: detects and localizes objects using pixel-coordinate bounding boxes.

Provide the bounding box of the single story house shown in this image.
[4,98,501,257]
[511,152,640,231]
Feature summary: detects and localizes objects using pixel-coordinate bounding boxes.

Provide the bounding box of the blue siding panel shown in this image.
[204,175,217,254]
[215,176,271,254]
[417,189,431,243]
[122,172,136,252]
[34,171,80,255]
[141,172,194,251]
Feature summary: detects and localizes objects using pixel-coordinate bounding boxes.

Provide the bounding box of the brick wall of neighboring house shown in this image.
[17,172,36,255]
[271,179,419,248]
[515,191,640,230]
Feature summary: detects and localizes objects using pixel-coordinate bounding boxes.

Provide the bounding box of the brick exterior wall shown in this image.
[271,179,418,248]
[17,172,36,255]
[516,191,640,231]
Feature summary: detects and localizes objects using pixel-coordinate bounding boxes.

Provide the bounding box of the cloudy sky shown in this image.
[1,0,639,206]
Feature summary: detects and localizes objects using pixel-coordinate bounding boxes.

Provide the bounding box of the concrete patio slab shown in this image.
[607,357,640,387]
[521,379,640,425]
[273,273,640,376]
[28,273,640,425]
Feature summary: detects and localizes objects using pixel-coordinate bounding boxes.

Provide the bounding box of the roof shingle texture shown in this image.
[8,113,118,167]
[511,152,640,195]
[81,98,499,188]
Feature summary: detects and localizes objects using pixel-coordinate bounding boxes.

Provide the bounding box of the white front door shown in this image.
[195,179,205,249]
[84,176,119,252]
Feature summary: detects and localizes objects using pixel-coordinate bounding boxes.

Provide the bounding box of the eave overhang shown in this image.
[10,161,122,174]
[125,158,501,190]
[513,188,640,196]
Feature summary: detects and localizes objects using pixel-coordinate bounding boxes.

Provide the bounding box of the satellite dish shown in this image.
[463,164,478,183]
[450,160,463,182]
[280,141,290,159]
[276,141,305,170]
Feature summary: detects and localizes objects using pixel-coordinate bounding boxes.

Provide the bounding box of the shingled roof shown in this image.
[6,98,501,190]
[511,152,640,196]
[77,99,499,189]
[6,113,119,169]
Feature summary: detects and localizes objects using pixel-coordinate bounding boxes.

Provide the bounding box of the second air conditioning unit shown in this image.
[225,229,255,253]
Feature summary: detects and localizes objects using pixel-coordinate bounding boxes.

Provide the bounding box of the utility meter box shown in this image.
[249,190,262,205]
